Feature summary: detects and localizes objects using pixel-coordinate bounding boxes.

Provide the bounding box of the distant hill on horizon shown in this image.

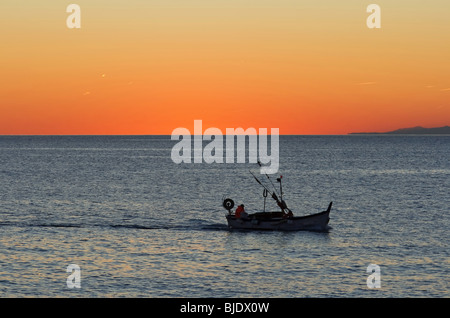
[349,125,450,135]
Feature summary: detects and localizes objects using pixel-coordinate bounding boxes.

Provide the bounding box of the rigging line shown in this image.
[257,160,280,197]
[249,170,280,204]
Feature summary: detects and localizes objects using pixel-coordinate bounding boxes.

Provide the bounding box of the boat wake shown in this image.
[0,220,229,232]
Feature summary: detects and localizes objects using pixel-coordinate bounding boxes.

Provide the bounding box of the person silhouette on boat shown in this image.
[235,204,248,218]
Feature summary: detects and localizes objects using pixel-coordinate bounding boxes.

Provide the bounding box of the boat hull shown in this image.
[225,203,332,232]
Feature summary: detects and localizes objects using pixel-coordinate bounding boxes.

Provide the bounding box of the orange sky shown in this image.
[0,1,449,135]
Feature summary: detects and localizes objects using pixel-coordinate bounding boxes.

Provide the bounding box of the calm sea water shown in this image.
[0,135,448,297]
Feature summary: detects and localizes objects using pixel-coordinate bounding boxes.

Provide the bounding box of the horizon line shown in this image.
[0,133,351,136]
[1,125,447,137]
[1,133,448,137]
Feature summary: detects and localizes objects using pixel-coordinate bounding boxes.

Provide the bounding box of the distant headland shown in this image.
[349,126,450,135]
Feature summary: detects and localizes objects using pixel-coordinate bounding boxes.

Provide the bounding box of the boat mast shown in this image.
[263,188,268,212]
[277,176,283,202]
[257,160,280,198]
[249,169,291,214]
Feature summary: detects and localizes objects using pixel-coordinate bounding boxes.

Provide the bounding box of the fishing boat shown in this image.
[222,166,332,231]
